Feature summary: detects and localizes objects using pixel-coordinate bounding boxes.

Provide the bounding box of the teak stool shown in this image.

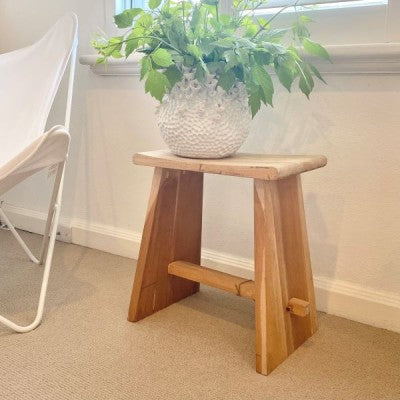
[129,150,327,375]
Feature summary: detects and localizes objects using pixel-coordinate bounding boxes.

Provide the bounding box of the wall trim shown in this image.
[1,202,399,333]
[80,53,142,76]
[0,203,71,242]
[79,43,400,76]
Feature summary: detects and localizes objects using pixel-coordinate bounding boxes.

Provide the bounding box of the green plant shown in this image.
[92,0,330,117]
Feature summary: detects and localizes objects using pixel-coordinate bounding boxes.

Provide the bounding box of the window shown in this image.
[111,0,397,43]
[257,0,388,14]
[116,0,149,14]
[264,0,386,7]
[256,0,393,44]
[116,0,388,13]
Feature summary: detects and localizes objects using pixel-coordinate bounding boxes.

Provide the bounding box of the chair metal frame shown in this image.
[0,35,77,333]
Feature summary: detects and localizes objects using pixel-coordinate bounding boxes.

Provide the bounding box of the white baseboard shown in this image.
[1,203,71,242]
[71,219,142,259]
[1,203,399,333]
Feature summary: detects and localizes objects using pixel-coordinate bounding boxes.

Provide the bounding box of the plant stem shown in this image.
[236,1,263,26]
[182,1,187,35]
[252,0,300,40]
[107,35,182,55]
[204,8,209,32]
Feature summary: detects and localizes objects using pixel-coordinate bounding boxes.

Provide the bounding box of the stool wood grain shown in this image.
[129,150,327,375]
[128,168,203,321]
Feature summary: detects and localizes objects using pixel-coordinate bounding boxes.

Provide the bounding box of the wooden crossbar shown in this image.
[287,298,310,317]
[168,261,311,318]
[168,261,255,300]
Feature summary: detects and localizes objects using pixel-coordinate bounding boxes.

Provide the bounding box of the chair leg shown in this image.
[0,162,65,333]
[39,163,65,265]
[0,206,39,264]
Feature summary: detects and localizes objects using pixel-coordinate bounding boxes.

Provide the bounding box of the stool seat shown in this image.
[129,150,327,376]
[133,150,327,180]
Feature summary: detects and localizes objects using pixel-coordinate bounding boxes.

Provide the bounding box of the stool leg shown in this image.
[128,167,203,322]
[253,175,317,375]
[254,179,292,375]
[277,175,318,347]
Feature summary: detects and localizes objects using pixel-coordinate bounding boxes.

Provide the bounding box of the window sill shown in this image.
[257,1,387,16]
[80,53,142,76]
[79,43,400,76]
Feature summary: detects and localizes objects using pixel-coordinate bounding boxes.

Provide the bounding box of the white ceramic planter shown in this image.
[157,70,252,159]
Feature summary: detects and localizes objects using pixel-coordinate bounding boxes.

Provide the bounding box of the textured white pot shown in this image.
[157,70,252,159]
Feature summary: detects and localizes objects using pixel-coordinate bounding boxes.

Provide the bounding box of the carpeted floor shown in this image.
[0,230,399,400]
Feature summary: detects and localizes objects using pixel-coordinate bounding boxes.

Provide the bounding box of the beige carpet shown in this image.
[0,230,399,400]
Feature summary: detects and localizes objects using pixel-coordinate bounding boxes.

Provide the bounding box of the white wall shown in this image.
[1,0,399,332]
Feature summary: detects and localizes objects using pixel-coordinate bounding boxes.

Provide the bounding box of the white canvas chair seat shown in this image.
[0,126,70,196]
[0,13,78,333]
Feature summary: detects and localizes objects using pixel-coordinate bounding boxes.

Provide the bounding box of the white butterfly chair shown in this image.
[0,13,78,332]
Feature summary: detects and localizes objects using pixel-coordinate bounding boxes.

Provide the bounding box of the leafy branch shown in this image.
[93,0,330,117]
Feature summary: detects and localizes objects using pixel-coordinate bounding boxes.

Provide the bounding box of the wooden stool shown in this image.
[129,150,327,375]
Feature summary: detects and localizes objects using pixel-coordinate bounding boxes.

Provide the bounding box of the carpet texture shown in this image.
[0,230,399,400]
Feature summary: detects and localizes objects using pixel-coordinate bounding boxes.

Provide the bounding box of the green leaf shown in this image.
[236,38,255,49]
[303,38,331,61]
[242,17,258,37]
[183,55,195,68]
[167,50,184,63]
[309,63,327,84]
[224,50,239,69]
[253,51,272,66]
[198,39,216,56]
[218,69,236,92]
[206,61,225,74]
[262,43,286,55]
[125,32,140,58]
[232,65,244,81]
[287,46,302,61]
[248,90,261,118]
[195,63,207,83]
[276,64,293,92]
[149,0,162,10]
[140,56,152,80]
[114,8,142,28]
[236,48,249,65]
[292,21,310,40]
[164,65,183,87]
[297,62,314,99]
[190,5,202,31]
[151,48,174,67]
[252,64,274,106]
[274,53,296,92]
[97,36,123,58]
[136,13,153,29]
[214,37,234,48]
[111,50,123,58]
[257,28,290,43]
[187,44,202,59]
[220,14,233,27]
[299,15,313,24]
[164,22,187,52]
[144,70,170,101]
